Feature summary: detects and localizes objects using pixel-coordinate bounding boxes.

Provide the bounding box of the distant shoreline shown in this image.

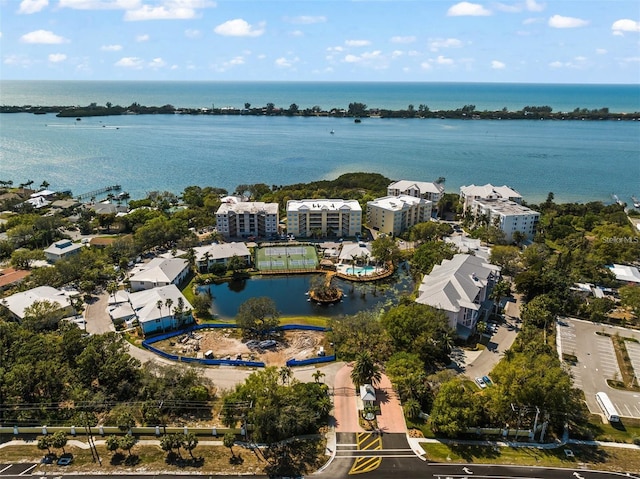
[1,103,639,121]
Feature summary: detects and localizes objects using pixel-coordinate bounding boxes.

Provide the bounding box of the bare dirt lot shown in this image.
[157,329,328,366]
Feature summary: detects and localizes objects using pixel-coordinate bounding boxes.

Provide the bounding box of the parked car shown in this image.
[482,375,493,386]
[475,377,487,389]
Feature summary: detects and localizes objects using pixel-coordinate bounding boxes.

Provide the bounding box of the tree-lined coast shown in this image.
[2,101,638,121]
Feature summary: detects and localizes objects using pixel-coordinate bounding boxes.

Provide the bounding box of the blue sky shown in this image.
[1,0,639,83]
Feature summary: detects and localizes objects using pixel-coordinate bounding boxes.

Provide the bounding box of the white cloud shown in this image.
[285,15,326,24]
[185,29,201,38]
[275,56,299,68]
[391,50,403,59]
[136,34,149,42]
[290,30,304,37]
[171,64,178,70]
[491,60,506,69]
[429,37,463,52]
[611,19,640,35]
[390,36,416,44]
[48,53,67,62]
[344,54,361,63]
[125,5,197,21]
[447,2,491,17]
[436,55,454,65]
[20,29,68,44]
[548,14,589,29]
[549,60,563,68]
[214,19,265,37]
[101,44,123,51]
[522,17,541,25]
[3,54,33,67]
[345,39,371,47]
[420,62,432,70]
[59,0,141,9]
[525,0,545,12]
[595,48,607,55]
[115,56,144,68]
[149,57,166,68]
[18,0,48,14]
[327,46,344,53]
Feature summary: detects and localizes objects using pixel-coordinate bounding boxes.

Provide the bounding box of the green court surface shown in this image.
[256,245,319,271]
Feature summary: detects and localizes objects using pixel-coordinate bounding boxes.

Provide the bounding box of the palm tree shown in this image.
[279,366,292,386]
[312,369,326,384]
[350,254,359,275]
[40,180,50,190]
[490,280,511,314]
[350,351,382,388]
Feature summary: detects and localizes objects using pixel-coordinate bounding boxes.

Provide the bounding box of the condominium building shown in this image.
[470,198,540,243]
[366,195,432,236]
[459,184,522,212]
[387,179,445,203]
[416,254,500,338]
[286,199,362,238]
[216,201,279,239]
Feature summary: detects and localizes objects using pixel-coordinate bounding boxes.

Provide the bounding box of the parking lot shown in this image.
[0,464,37,476]
[557,318,640,419]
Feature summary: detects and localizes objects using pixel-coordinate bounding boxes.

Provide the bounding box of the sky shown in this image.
[1,0,639,83]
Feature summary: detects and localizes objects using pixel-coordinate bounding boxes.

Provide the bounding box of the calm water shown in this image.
[203,272,414,319]
[1,81,639,204]
[2,81,639,112]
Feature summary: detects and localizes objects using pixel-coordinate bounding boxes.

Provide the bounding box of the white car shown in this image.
[475,377,487,389]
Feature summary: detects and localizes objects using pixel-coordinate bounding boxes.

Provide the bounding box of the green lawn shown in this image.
[421,442,639,473]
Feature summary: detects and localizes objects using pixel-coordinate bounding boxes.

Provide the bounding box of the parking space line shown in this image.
[19,464,37,475]
[0,466,12,474]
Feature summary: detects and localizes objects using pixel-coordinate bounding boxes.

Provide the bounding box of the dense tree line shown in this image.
[0,321,214,426]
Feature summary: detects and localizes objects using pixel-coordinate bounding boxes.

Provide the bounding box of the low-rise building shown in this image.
[129,258,190,292]
[194,242,251,273]
[367,195,432,236]
[470,198,540,243]
[460,184,522,212]
[416,254,500,338]
[387,179,445,204]
[286,199,362,238]
[107,284,193,336]
[216,201,279,239]
[2,285,77,320]
[44,239,84,263]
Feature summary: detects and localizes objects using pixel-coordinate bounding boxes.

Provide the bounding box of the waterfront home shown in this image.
[128,258,190,292]
[459,184,523,212]
[387,179,445,204]
[416,254,500,339]
[366,195,432,236]
[2,285,77,321]
[216,200,279,239]
[286,199,362,238]
[194,242,251,273]
[44,239,84,263]
[107,284,193,336]
[469,198,540,243]
[608,264,640,284]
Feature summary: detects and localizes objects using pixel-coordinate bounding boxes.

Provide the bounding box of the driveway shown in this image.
[333,364,364,433]
[84,292,115,334]
[376,373,407,433]
[455,314,520,381]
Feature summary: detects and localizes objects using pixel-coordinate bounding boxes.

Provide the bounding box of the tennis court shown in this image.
[256,245,319,271]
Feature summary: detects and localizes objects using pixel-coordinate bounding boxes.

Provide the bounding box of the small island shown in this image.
[1,101,638,121]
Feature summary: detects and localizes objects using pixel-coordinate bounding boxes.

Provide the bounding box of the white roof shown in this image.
[460,184,522,200]
[444,235,481,253]
[194,242,251,261]
[608,264,640,283]
[216,201,278,215]
[472,198,539,216]
[368,195,430,210]
[110,284,193,324]
[30,189,56,198]
[416,254,499,313]
[3,285,75,319]
[388,180,444,195]
[287,199,362,213]
[360,384,376,402]
[44,239,83,256]
[339,242,374,261]
[129,258,188,284]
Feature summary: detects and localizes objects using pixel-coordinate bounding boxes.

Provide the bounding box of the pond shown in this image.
[201,264,415,319]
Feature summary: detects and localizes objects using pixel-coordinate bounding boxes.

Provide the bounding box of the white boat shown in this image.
[632,196,640,208]
[330,129,335,134]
